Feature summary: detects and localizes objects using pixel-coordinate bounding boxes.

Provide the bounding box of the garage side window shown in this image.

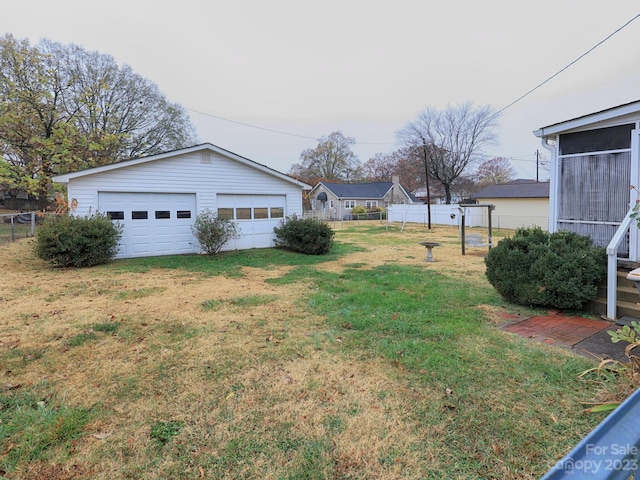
[107,211,124,220]
[270,207,284,218]
[217,208,234,220]
[176,211,192,219]
[132,211,148,220]
[254,207,268,219]
[236,208,251,220]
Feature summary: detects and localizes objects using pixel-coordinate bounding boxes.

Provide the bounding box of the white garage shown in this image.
[52,143,310,258]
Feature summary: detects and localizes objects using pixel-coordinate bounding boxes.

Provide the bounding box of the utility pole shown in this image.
[536,149,539,182]
[420,144,432,229]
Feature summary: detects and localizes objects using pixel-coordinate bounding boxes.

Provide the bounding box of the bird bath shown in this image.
[418,241,441,262]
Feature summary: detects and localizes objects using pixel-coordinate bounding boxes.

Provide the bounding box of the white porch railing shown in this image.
[605,207,636,320]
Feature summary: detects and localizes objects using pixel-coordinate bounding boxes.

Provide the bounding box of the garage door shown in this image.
[98,192,197,258]
[216,194,286,249]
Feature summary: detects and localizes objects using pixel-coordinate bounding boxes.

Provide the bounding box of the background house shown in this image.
[307,175,418,220]
[53,143,310,258]
[471,179,550,231]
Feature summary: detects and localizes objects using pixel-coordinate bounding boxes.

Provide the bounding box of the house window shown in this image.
[365,200,378,209]
[107,211,124,220]
[344,200,356,209]
[311,199,317,210]
[131,211,148,220]
[560,123,634,155]
[271,207,284,218]
[329,200,334,208]
[155,211,170,219]
[176,210,192,219]
[236,208,251,220]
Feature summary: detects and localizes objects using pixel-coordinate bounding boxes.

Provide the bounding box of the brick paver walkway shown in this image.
[502,312,612,347]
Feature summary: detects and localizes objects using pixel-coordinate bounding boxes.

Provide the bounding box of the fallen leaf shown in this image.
[226,391,235,400]
[91,432,111,440]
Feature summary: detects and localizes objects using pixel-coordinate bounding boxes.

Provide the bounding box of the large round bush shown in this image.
[35,213,122,267]
[273,215,334,255]
[485,227,606,309]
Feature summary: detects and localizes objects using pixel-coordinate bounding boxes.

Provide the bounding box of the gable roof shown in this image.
[534,99,640,138]
[52,143,311,189]
[312,181,420,203]
[473,179,549,199]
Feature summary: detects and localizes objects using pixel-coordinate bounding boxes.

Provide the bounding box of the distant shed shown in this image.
[472,179,550,231]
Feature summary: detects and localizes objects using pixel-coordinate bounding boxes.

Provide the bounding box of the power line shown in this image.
[187,12,640,147]
[494,12,640,117]
[186,107,319,140]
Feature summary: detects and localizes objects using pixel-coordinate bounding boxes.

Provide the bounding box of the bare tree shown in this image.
[289,131,361,184]
[476,157,515,186]
[397,102,500,204]
[361,152,397,182]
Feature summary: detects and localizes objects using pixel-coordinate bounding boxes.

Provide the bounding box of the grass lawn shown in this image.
[0,222,621,479]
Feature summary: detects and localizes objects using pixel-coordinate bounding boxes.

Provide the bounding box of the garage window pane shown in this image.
[217,208,234,219]
[236,208,251,219]
[177,211,191,219]
[155,211,171,219]
[254,207,268,219]
[271,207,284,218]
[132,211,148,220]
[107,211,124,220]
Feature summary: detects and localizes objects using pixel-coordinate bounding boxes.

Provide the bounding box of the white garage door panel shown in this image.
[217,194,286,249]
[99,192,197,258]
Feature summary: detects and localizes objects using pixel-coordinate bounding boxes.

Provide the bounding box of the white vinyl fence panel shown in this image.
[387,204,484,227]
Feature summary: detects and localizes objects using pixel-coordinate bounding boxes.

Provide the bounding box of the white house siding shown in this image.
[475,198,549,231]
[62,148,305,258]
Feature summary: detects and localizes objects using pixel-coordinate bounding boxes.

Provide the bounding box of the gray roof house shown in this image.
[308,175,419,220]
[472,179,550,230]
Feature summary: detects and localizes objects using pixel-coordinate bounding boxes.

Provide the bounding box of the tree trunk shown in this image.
[444,184,452,204]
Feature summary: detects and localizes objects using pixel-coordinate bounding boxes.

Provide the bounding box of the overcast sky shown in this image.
[3,1,640,180]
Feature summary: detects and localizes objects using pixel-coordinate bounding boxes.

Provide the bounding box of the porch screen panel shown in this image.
[557,151,630,253]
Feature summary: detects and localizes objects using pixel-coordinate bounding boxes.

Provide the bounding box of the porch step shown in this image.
[584,268,640,319]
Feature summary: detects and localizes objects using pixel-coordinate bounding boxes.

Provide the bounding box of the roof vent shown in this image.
[200,152,212,164]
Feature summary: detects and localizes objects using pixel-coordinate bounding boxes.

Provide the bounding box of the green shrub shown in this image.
[34,213,122,267]
[372,206,386,219]
[351,205,366,214]
[485,227,606,309]
[274,215,334,255]
[192,209,240,255]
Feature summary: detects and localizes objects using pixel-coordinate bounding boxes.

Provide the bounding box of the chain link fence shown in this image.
[0,212,37,243]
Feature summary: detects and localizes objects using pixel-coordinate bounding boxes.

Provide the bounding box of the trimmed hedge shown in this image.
[484,227,607,309]
[274,215,334,255]
[34,213,122,267]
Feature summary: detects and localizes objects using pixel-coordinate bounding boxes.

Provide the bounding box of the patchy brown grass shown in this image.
[0,222,605,479]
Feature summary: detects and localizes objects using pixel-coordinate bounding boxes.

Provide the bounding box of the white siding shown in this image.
[476,198,549,231]
[64,149,305,257]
